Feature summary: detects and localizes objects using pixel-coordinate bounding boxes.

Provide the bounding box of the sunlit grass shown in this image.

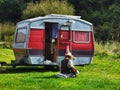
[0,57,119,90]
[0,42,120,90]
[0,48,15,63]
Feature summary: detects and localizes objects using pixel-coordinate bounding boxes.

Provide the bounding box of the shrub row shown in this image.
[95,41,120,59]
[0,22,15,48]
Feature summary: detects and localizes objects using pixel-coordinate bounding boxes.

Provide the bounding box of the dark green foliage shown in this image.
[0,0,120,43]
[0,0,26,22]
[68,0,120,42]
[94,23,113,42]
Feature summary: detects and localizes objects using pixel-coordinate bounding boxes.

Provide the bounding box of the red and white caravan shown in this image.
[13,14,94,66]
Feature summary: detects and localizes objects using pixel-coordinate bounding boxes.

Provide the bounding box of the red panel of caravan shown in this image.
[13,14,94,66]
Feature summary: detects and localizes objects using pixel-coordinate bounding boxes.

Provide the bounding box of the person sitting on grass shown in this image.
[56,52,79,78]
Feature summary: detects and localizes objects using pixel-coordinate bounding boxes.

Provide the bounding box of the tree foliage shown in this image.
[0,0,120,42]
[22,0,74,19]
[0,0,26,22]
[68,0,120,42]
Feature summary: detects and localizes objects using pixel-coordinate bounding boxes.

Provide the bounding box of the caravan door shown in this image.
[58,25,72,57]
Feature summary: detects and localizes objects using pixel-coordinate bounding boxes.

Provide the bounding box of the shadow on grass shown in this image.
[0,66,59,74]
[33,75,58,79]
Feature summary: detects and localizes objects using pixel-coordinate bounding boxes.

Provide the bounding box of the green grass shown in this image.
[0,48,15,63]
[0,48,120,90]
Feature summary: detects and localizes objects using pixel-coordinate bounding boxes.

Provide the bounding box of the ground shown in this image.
[0,48,120,90]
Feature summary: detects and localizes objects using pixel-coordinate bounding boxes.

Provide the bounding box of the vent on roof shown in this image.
[46,14,81,19]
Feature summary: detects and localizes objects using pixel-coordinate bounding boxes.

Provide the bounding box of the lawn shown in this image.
[0,48,120,90]
[0,48,15,63]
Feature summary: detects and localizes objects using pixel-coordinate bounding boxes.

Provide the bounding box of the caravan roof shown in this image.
[17,14,92,26]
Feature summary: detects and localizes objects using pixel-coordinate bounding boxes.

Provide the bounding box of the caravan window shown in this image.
[74,31,89,43]
[15,27,27,43]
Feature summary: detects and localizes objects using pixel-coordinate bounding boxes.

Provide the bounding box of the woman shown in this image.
[56,52,79,78]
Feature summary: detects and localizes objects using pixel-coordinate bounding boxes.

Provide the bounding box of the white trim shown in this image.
[73,56,92,65]
[46,14,81,19]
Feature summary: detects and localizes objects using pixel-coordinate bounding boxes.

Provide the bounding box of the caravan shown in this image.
[13,14,94,67]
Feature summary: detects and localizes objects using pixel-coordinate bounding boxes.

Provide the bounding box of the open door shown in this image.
[58,25,72,56]
[44,22,58,62]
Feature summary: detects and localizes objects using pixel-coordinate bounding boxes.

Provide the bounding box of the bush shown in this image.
[22,0,74,19]
[0,22,15,48]
[95,41,120,58]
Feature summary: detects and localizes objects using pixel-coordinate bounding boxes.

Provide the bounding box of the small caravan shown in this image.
[13,14,94,66]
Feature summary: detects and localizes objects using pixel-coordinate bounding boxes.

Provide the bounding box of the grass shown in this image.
[0,48,15,63]
[0,45,120,90]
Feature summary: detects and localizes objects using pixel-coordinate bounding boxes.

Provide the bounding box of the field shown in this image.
[0,43,120,90]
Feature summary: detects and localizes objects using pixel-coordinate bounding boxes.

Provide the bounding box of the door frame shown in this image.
[44,22,59,62]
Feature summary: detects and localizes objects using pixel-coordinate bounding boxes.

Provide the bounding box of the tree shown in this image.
[94,23,113,42]
[22,0,74,19]
[68,0,120,42]
[0,0,26,22]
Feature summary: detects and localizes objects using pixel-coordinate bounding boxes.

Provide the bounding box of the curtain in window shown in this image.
[75,31,89,42]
